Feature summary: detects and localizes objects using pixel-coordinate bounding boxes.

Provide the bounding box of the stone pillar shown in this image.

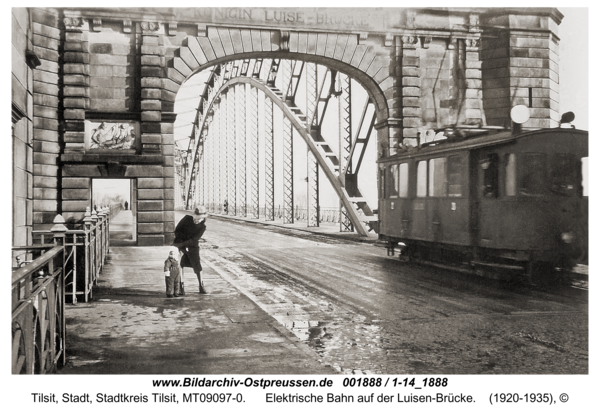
[481,10,561,128]
[136,20,177,245]
[140,21,163,154]
[464,38,484,126]
[31,9,61,231]
[12,8,36,247]
[162,113,176,244]
[400,35,421,149]
[61,16,90,226]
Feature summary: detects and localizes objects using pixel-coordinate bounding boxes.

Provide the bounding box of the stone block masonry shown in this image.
[31,8,61,231]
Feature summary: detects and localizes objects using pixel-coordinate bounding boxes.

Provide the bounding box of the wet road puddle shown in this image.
[204,250,395,373]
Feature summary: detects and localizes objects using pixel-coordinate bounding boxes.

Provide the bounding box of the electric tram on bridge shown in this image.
[378,109,588,281]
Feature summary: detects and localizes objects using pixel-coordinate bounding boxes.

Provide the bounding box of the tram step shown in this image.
[471,260,524,271]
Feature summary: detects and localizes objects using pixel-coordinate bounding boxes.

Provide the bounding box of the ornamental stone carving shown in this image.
[421,36,432,49]
[469,14,480,31]
[89,122,137,150]
[64,17,83,31]
[385,34,393,47]
[280,31,290,52]
[402,35,419,48]
[465,38,480,50]
[141,21,160,33]
[92,18,102,32]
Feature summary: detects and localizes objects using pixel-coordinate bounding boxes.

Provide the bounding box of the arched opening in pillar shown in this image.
[173,58,379,235]
[92,178,137,245]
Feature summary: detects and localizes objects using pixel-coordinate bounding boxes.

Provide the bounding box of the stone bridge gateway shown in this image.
[13,7,562,247]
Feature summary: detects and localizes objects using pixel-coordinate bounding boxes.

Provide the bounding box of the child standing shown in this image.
[164,249,182,298]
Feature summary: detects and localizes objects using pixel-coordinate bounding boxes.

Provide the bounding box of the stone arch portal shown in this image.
[27,7,562,245]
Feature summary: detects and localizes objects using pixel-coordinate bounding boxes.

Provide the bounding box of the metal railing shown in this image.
[203,203,344,225]
[28,207,111,304]
[11,207,112,374]
[12,239,66,374]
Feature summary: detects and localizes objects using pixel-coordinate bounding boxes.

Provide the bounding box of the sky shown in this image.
[557,7,588,130]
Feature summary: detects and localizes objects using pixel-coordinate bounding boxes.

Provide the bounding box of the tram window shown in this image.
[428,158,447,197]
[505,153,517,196]
[447,155,462,197]
[520,153,546,195]
[551,153,577,196]
[387,164,399,198]
[582,157,588,196]
[480,154,499,198]
[417,161,427,197]
[399,163,409,198]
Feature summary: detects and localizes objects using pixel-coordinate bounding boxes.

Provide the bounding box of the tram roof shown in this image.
[379,127,588,161]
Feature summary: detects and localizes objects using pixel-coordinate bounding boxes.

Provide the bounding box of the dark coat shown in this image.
[172,215,206,273]
[163,257,181,277]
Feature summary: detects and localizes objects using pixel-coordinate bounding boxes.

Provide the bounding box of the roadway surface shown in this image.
[197,212,588,374]
[60,210,588,375]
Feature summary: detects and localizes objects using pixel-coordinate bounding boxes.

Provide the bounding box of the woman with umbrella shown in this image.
[173,206,208,294]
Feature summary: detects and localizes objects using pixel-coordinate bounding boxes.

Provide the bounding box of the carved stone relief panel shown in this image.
[85,120,140,151]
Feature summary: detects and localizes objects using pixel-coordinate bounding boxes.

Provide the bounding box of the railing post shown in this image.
[51,213,67,274]
[91,208,99,287]
[97,207,107,271]
[50,214,68,366]
[83,208,93,299]
[104,206,111,255]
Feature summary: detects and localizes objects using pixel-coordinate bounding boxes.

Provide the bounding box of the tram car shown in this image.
[378,116,588,280]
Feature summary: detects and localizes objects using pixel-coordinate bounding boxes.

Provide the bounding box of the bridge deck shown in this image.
[58,243,334,374]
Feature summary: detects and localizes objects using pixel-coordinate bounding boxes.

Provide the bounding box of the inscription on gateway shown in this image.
[174,8,401,30]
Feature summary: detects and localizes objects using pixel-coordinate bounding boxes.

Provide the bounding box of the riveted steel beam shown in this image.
[265,95,275,221]
[339,73,353,232]
[282,114,294,224]
[214,76,370,236]
[306,62,319,227]
[346,97,376,176]
[281,60,295,224]
[249,84,260,219]
[237,83,247,217]
[227,85,236,215]
[266,59,280,86]
[307,149,319,227]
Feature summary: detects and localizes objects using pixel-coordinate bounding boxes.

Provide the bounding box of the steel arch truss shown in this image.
[179,59,377,236]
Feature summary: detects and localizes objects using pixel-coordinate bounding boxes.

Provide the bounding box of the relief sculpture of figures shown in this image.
[90,122,135,149]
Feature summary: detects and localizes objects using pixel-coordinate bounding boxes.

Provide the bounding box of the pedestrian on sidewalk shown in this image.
[163,248,182,298]
[173,206,208,294]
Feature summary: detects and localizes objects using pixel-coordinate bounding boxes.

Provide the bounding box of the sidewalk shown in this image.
[59,245,335,375]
